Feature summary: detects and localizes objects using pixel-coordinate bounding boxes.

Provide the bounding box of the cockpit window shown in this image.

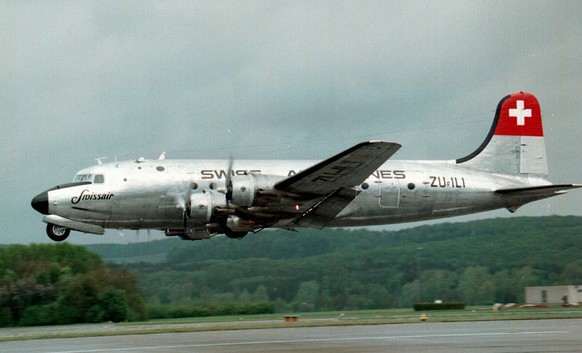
[73,174,105,183]
[74,174,92,182]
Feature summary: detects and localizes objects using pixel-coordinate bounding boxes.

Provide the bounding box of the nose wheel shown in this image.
[46,223,70,242]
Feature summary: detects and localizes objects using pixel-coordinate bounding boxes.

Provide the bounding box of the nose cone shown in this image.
[31,191,49,215]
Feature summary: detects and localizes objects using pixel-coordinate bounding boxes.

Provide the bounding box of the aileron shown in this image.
[291,187,360,228]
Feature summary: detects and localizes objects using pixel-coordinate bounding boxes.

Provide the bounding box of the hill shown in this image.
[86,216,582,310]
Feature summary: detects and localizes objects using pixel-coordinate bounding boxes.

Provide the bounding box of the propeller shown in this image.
[225,154,234,207]
[183,185,192,230]
[174,182,193,230]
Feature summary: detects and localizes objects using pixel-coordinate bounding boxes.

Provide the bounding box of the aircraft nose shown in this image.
[31,191,49,215]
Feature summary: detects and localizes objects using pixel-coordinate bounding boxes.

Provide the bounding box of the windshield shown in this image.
[73,174,104,183]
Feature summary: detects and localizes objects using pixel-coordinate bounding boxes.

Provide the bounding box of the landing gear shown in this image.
[46,223,70,242]
[224,228,248,239]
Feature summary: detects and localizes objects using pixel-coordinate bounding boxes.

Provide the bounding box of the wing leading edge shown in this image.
[275,141,401,196]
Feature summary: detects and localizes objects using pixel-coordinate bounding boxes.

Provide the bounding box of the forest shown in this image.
[2,216,581,326]
[0,243,147,326]
[89,216,582,315]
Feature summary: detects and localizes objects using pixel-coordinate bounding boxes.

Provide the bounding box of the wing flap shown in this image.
[292,187,360,229]
[275,141,401,196]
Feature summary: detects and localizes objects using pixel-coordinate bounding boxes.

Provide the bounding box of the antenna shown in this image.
[95,156,108,165]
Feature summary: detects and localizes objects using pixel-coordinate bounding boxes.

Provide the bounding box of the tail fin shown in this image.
[456,92,547,176]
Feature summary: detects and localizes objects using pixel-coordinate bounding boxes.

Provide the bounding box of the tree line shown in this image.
[87,216,582,312]
[3,215,580,326]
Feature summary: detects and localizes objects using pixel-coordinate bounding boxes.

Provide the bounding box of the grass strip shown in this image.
[0,306,580,342]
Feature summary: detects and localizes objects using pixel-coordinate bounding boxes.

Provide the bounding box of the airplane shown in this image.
[31,92,581,242]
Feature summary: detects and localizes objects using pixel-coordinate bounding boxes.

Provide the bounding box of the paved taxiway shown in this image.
[1,319,580,353]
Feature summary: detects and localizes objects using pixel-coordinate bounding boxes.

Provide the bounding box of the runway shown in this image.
[0,319,580,353]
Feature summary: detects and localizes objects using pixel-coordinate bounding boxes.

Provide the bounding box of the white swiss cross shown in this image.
[508,100,532,126]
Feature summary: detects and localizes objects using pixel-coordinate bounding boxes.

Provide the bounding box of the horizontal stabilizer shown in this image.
[495,184,581,213]
[495,184,582,196]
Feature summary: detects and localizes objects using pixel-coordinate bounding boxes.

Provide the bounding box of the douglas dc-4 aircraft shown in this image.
[32,92,580,242]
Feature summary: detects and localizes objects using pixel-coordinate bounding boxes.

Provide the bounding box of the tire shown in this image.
[224,229,247,239]
[46,223,70,242]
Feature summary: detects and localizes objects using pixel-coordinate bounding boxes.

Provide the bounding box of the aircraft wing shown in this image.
[275,141,401,196]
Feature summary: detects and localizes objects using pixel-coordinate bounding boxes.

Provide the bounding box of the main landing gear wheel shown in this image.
[224,228,248,239]
[46,223,70,242]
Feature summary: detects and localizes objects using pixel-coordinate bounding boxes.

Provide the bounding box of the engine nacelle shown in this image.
[230,174,286,207]
[188,191,227,224]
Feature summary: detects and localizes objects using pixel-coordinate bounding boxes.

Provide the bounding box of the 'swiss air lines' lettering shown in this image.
[201,170,262,180]
[287,170,406,179]
[71,190,114,204]
[370,170,406,179]
[203,169,407,179]
[429,176,466,188]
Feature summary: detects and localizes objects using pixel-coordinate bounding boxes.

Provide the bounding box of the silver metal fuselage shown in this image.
[45,158,548,231]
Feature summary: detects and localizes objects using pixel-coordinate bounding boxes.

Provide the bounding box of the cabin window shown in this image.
[94,174,104,183]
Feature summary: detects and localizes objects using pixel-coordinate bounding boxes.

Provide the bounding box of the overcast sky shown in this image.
[2,1,581,244]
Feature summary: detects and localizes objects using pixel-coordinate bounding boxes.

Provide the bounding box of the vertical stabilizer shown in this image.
[456,92,547,176]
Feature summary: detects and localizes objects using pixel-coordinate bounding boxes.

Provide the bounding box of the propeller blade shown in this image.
[174,182,193,231]
[225,154,234,205]
[183,202,191,230]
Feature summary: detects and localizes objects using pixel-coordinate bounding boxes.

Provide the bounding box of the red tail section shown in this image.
[494,92,543,137]
[457,92,548,176]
